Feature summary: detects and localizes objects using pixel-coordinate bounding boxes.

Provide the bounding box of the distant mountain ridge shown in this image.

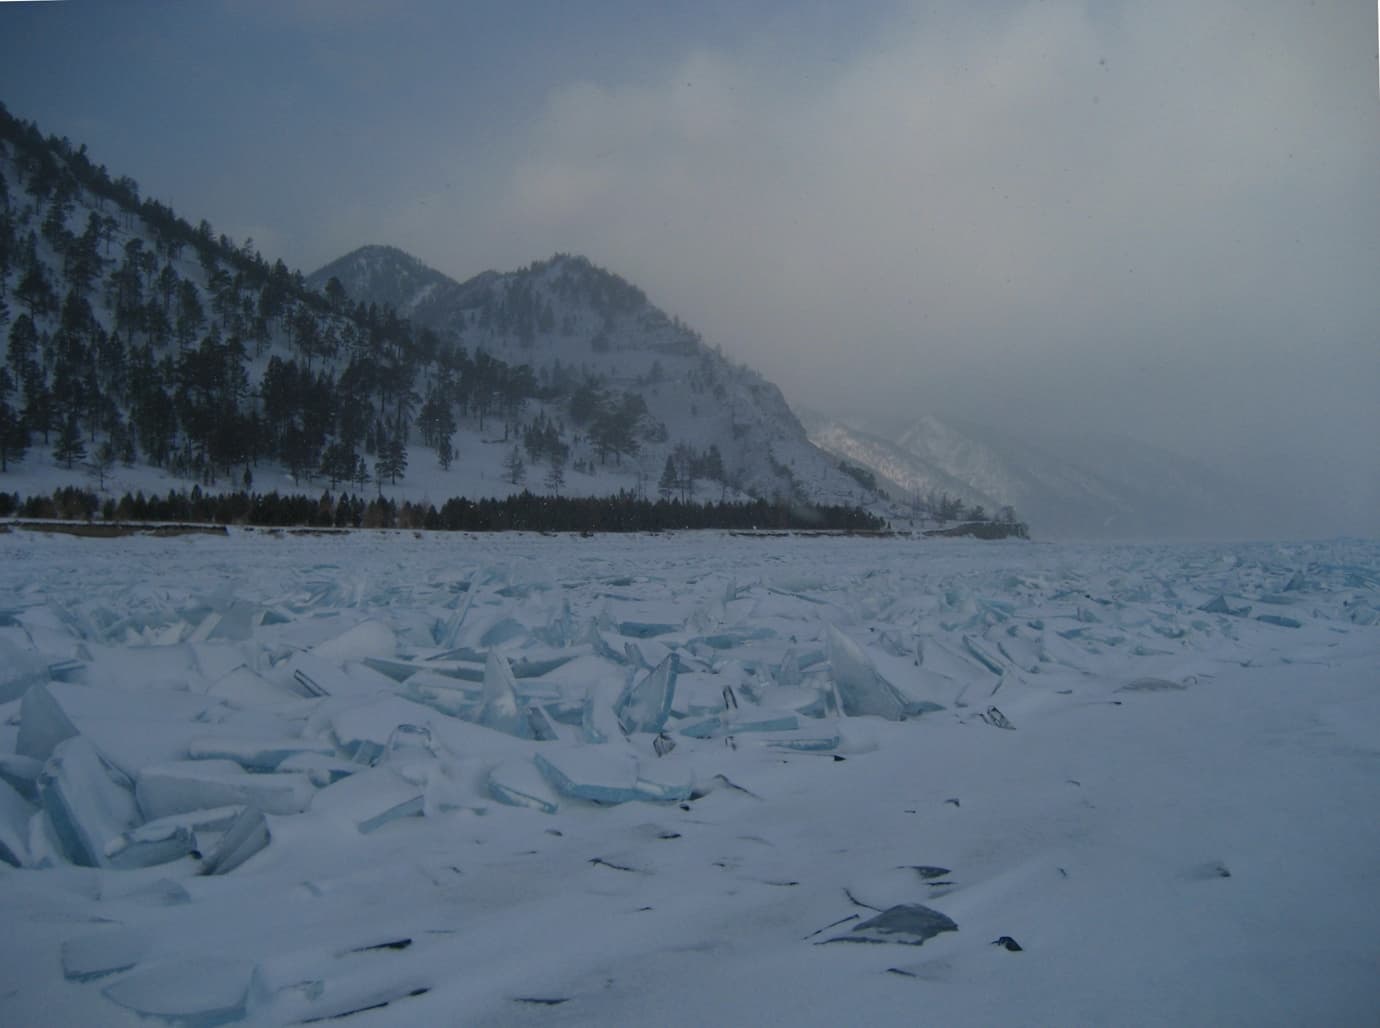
[804,409,1251,539]
[308,246,866,505]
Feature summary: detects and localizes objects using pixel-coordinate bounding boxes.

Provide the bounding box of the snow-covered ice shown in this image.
[0,528,1377,1025]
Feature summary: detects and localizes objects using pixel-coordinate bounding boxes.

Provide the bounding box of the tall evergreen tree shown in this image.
[503,446,526,485]
[543,452,565,493]
[16,248,56,318]
[658,455,678,500]
[54,414,86,469]
[375,433,407,486]
[0,366,29,471]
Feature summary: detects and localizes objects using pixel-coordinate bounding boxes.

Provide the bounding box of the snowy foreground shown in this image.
[1,530,1377,1027]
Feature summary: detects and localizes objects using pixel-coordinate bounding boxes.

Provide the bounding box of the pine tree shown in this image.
[17,253,56,318]
[703,444,726,484]
[87,439,117,490]
[54,415,86,469]
[319,440,358,488]
[503,446,526,486]
[0,367,28,471]
[544,453,565,494]
[658,455,678,500]
[376,435,407,485]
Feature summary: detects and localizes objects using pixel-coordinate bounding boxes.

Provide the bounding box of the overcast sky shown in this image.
[2,1,1377,535]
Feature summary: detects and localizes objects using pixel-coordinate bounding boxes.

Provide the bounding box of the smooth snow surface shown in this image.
[0,529,1377,1026]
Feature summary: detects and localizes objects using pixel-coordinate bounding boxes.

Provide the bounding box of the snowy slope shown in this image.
[309,248,869,507]
[0,530,1377,1025]
[805,410,1252,539]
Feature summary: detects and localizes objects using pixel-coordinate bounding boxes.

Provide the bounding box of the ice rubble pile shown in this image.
[0,533,1375,1022]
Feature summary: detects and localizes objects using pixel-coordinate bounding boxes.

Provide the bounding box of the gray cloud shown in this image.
[414,0,1375,534]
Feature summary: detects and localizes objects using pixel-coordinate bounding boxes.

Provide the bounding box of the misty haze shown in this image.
[0,3,1377,1026]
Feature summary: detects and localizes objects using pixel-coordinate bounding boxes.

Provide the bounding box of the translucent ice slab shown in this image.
[310,766,424,834]
[534,745,691,805]
[0,753,43,802]
[103,820,195,870]
[534,747,641,805]
[186,736,338,772]
[311,619,398,663]
[581,684,627,744]
[136,760,314,818]
[105,805,244,871]
[479,650,532,739]
[614,656,677,735]
[0,777,32,866]
[826,625,909,720]
[487,759,560,814]
[38,735,139,867]
[329,696,441,765]
[0,638,52,704]
[102,956,256,1025]
[275,752,359,787]
[200,805,270,874]
[16,682,79,762]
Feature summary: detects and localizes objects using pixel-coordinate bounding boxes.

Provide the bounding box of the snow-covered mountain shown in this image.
[308,246,867,506]
[804,410,1252,539]
[0,106,865,512]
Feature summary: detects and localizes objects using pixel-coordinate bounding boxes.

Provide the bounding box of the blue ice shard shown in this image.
[330,696,441,765]
[682,708,801,739]
[480,617,528,648]
[633,762,693,802]
[200,806,270,874]
[1200,595,1250,617]
[776,649,803,687]
[276,752,359,787]
[0,639,52,704]
[583,621,630,665]
[618,621,679,639]
[532,598,577,647]
[38,735,139,867]
[765,730,843,753]
[136,760,314,819]
[0,753,43,802]
[311,767,424,835]
[186,736,338,772]
[479,650,533,739]
[487,759,560,814]
[102,956,256,1025]
[534,747,641,805]
[827,625,908,721]
[16,682,79,761]
[581,685,627,743]
[105,806,242,871]
[962,635,1005,675]
[104,820,196,870]
[526,703,562,742]
[0,777,32,867]
[614,656,677,735]
[827,903,958,946]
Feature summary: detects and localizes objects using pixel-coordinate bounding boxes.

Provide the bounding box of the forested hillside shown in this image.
[0,104,871,514]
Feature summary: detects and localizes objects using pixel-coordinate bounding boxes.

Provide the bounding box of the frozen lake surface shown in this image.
[1,529,1377,1026]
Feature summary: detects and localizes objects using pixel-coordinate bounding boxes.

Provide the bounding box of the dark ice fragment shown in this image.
[825,904,958,946]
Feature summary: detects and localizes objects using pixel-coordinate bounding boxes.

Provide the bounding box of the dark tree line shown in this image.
[0,485,884,535]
